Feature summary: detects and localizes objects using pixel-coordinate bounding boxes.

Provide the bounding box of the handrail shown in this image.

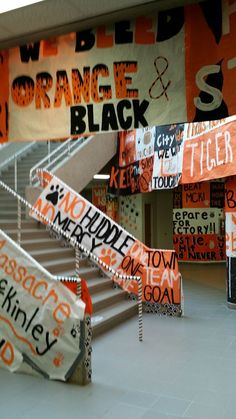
[45,136,91,173]
[30,139,71,185]
[0,143,9,151]
[0,179,143,341]
[30,136,90,186]
[0,141,36,173]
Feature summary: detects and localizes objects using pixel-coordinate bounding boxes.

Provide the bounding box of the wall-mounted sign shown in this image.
[173,208,222,235]
[173,234,225,262]
[173,180,225,262]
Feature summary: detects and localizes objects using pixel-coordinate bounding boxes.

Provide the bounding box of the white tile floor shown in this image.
[1,263,236,419]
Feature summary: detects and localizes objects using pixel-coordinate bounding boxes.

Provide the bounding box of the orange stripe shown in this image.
[0,315,36,355]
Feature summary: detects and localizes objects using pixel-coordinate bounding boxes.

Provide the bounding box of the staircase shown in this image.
[0,142,138,337]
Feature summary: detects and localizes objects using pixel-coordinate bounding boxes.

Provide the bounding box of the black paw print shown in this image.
[46,185,64,206]
[70,324,80,338]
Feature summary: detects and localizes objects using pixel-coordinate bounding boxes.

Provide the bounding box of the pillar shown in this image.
[225,177,236,308]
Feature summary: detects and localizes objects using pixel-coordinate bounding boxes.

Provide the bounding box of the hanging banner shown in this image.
[0,9,185,142]
[0,230,85,380]
[106,196,119,222]
[109,127,156,194]
[30,171,181,309]
[173,234,225,262]
[152,123,184,190]
[185,0,236,122]
[182,182,210,208]
[92,185,107,212]
[109,116,236,193]
[210,181,225,208]
[1,1,236,142]
[181,117,236,184]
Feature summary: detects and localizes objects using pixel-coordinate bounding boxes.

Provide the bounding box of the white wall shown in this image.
[55,133,117,193]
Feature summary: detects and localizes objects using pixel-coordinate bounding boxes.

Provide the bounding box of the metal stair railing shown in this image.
[0,179,143,342]
[0,142,36,191]
[29,136,91,186]
[0,143,9,151]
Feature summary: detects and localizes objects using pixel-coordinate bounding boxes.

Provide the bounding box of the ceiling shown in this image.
[0,0,200,50]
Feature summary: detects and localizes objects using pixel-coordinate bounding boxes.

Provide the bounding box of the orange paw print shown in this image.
[53,352,64,368]
[100,248,117,268]
[52,325,64,337]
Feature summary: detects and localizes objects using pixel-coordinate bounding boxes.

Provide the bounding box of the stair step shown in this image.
[5,228,50,240]
[0,201,17,208]
[41,257,75,274]
[0,185,27,192]
[0,208,27,213]
[29,247,75,262]
[2,172,31,177]
[0,141,139,338]
[92,299,138,338]
[56,265,101,278]
[87,276,113,295]
[0,191,25,197]
[92,288,127,312]
[0,220,38,229]
[0,212,27,219]
[0,210,27,216]
[41,258,97,275]
[29,247,89,267]
[21,237,66,250]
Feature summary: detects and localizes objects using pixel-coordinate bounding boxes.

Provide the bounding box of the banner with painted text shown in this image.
[109,116,236,193]
[173,234,225,262]
[181,117,236,184]
[30,172,182,311]
[92,185,107,213]
[0,230,85,380]
[109,124,184,193]
[0,10,185,142]
[92,185,119,222]
[173,208,223,236]
[185,0,236,123]
[1,1,236,141]
[173,181,225,262]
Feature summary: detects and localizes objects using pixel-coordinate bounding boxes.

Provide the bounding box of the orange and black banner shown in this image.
[1,1,236,141]
[109,117,236,193]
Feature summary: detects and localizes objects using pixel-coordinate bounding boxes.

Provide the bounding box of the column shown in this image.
[225,176,236,307]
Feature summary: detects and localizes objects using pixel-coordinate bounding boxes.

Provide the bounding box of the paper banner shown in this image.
[173,208,223,235]
[2,1,236,141]
[92,185,107,212]
[31,171,181,305]
[0,230,85,381]
[182,182,210,208]
[173,234,225,262]
[0,11,185,142]
[109,117,236,194]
